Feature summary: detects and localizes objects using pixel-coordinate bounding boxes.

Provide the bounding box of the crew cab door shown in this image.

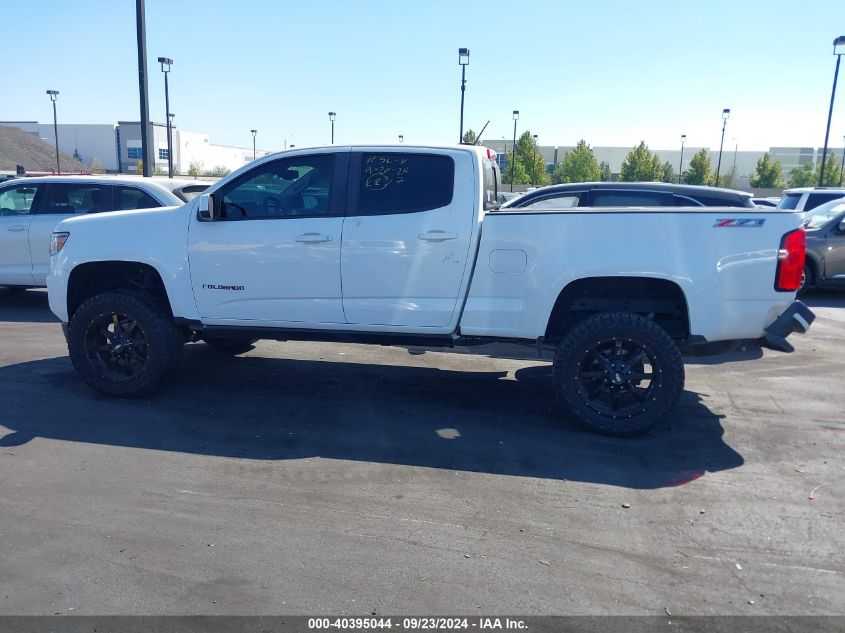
[187,150,348,324]
[341,149,476,329]
[0,183,41,285]
[823,213,845,280]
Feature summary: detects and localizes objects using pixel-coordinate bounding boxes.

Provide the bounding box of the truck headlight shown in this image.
[50,232,69,256]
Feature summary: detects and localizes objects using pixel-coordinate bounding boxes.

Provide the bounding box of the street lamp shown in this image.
[714,108,730,187]
[157,56,174,178]
[532,134,538,185]
[510,110,519,192]
[819,36,845,187]
[46,90,60,174]
[678,134,686,184]
[250,129,257,160]
[458,48,469,143]
[398,135,404,143]
[328,112,336,144]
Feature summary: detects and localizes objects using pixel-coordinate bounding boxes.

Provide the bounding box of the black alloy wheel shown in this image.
[84,312,150,381]
[575,337,661,419]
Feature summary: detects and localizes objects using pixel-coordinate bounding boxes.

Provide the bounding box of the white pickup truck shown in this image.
[47,144,814,436]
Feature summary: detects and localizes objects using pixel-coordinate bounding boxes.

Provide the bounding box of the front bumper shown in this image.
[762,300,815,353]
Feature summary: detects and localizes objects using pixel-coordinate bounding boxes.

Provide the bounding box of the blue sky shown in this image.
[4,0,845,152]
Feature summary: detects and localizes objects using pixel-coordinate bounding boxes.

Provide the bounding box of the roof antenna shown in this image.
[473,120,490,145]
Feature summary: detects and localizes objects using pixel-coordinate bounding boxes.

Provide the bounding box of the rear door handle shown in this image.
[295,233,332,243]
[7,225,27,232]
[418,230,458,242]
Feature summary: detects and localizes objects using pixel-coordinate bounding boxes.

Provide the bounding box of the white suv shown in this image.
[0,175,208,288]
[777,187,845,213]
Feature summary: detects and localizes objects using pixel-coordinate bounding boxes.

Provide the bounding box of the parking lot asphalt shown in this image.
[0,288,843,615]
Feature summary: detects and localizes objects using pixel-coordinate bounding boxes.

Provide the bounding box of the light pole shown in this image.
[510,110,519,192]
[398,135,403,143]
[458,48,469,143]
[819,36,845,187]
[328,112,336,144]
[250,129,257,160]
[157,57,174,177]
[678,134,686,184]
[46,90,60,174]
[714,108,730,187]
[532,134,538,185]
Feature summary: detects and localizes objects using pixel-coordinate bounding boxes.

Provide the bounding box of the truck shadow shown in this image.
[0,288,58,323]
[0,345,743,489]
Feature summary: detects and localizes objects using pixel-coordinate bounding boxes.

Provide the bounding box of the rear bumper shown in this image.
[762,300,815,353]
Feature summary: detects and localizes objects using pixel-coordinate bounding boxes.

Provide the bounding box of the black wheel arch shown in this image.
[67,261,172,320]
[545,276,690,345]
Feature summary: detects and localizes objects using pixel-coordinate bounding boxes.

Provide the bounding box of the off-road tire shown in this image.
[67,290,183,397]
[552,311,684,437]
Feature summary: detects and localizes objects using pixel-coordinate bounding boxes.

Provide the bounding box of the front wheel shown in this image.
[67,290,183,397]
[552,312,684,437]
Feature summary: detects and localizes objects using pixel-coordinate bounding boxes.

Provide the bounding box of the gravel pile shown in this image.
[0,125,88,173]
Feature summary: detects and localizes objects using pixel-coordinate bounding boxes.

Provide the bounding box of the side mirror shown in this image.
[197,193,216,221]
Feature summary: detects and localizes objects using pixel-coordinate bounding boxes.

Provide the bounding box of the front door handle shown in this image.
[295,233,332,243]
[418,230,458,242]
[7,225,27,232]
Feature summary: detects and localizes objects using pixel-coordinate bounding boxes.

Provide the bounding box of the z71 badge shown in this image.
[714,218,766,228]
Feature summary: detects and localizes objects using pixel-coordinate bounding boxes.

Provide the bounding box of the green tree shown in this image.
[749,153,785,188]
[502,131,549,186]
[618,141,663,182]
[816,153,842,186]
[202,165,230,177]
[461,129,477,144]
[788,163,814,187]
[661,161,675,184]
[599,161,611,182]
[551,140,601,184]
[187,160,203,178]
[719,166,738,189]
[684,149,712,185]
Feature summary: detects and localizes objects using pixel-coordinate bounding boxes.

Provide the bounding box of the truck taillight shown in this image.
[774,228,806,291]
[485,147,497,161]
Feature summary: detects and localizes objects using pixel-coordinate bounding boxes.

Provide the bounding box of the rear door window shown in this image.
[115,187,161,211]
[805,193,845,211]
[777,194,801,210]
[356,153,454,215]
[589,191,673,207]
[39,183,113,214]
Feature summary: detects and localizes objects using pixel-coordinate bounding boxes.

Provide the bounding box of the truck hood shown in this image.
[55,204,184,231]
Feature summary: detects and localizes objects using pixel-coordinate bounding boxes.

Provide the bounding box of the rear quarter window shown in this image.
[357,153,454,215]
[777,194,802,210]
[805,193,845,211]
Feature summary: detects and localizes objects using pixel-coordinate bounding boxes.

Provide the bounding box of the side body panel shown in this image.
[460,209,804,342]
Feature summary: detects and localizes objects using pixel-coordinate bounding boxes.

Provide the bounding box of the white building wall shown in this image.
[1,121,119,171]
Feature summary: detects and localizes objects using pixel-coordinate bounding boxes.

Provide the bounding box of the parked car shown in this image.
[802,197,845,291]
[47,145,812,437]
[500,182,756,209]
[0,175,208,289]
[777,187,845,213]
[752,197,780,208]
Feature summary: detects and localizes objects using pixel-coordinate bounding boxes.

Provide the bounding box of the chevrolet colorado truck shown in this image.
[46,145,814,436]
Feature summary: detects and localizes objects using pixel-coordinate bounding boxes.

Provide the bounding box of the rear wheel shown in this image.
[799,263,813,294]
[552,312,684,437]
[67,290,183,397]
[201,337,258,355]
